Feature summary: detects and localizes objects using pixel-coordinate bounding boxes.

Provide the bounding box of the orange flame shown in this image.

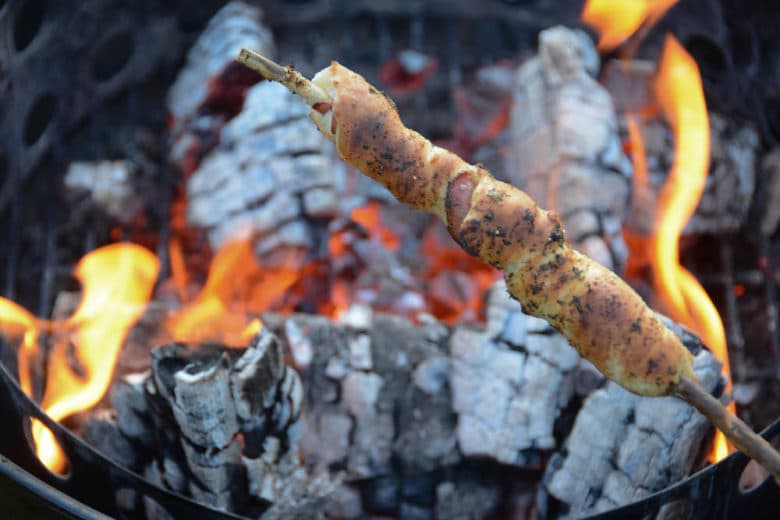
[584,1,731,461]
[165,239,294,346]
[649,36,731,460]
[0,244,159,473]
[582,0,678,51]
[350,201,401,252]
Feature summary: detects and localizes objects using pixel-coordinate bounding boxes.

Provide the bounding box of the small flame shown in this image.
[0,299,40,396]
[1,244,159,473]
[649,36,731,460]
[168,235,190,303]
[582,0,678,51]
[165,239,293,346]
[583,1,731,461]
[241,318,263,340]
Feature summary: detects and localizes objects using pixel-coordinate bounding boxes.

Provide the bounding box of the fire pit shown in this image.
[1,0,780,518]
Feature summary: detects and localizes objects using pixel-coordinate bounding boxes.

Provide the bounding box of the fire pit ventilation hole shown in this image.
[23,92,57,147]
[657,498,693,519]
[22,417,72,480]
[12,0,46,52]
[738,433,780,493]
[92,30,135,83]
[684,34,728,77]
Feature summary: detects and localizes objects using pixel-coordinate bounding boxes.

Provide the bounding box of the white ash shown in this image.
[544,346,723,518]
[284,318,314,370]
[348,334,373,370]
[64,160,144,223]
[450,281,580,464]
[507,26,631,274]
[758,147,780,237]
[238,330,285,415]
[185,80,341,265]
[171,353,239,449]
[412,355,449,395]
[337,302,374,330]
[166,1,274,129]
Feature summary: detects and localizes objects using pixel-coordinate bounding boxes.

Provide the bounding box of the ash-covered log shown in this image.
[258,285,723,518]
[185,79,341,265]
[167,0,342,270]
[86,290,726,518]
[166,1,275,133]
[109,329,334,518]
[507,26,632,274]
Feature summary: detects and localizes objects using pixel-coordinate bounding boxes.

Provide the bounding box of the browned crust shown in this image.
[324,62,694,396]
[327,63,460,218]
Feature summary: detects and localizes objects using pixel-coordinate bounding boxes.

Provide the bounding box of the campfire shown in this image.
[1,0,779,518]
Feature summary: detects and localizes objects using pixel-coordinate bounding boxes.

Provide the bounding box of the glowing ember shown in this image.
[422,223,499,324]
[350,201,401,252]
[582,0,678,51]
[0,244,159,473]
[378,50,439,95]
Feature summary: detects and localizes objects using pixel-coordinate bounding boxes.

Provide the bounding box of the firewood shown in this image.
[508,27,630,273]
[235,49,780,481]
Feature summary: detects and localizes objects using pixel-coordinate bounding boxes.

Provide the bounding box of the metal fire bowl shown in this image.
[586,427,780,520]
[0,362,242,519]
[0,360,777,519]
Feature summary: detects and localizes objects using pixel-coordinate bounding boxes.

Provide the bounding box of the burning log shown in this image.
[235,49,780,480]
[603,58,760,236]
[759,147,780,237]
[167,0,341,272]
[508,27,631,274]
[450,282,581,463]
[166,1,274,132]
[106,329,334,517]
[185,80,340,264]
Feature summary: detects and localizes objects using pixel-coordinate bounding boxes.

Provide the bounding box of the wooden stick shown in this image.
[235,49,780,484]
[236,49,330,106]
[676,376,780,482]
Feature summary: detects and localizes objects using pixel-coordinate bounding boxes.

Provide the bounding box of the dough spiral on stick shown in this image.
[236,48,780,481]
